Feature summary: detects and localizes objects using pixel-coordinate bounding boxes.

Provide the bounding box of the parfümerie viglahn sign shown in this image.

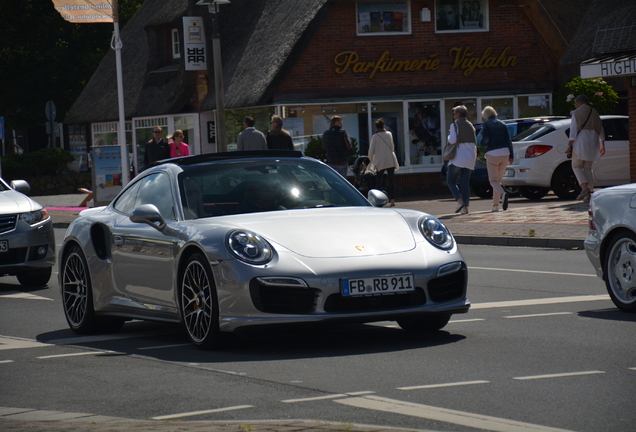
[51,0,118,23]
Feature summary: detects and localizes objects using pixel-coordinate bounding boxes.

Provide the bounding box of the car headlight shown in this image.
[19,209,50,226]
[418,216,454,250]
[226,230,273,265]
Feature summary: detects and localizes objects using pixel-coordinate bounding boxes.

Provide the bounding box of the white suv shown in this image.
[501,115,629,199]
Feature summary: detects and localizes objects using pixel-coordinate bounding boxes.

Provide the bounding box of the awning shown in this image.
[580,51,636,79]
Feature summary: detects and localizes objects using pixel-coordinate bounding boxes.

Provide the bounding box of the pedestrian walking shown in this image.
[567,94,605,202]
[480,106,514,212]
[322,116,352,178]
[446,105,477,215]
[237,116,267,151]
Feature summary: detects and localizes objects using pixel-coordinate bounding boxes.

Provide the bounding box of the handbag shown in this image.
[443,123,459,161]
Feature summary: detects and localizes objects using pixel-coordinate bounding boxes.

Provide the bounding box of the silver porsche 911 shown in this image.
[59,151,469,348]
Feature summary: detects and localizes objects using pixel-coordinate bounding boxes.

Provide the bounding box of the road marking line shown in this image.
[398,380,490,390]
[629,367,636,371]
[0,336,52,351]
[151,405,252,420]
[469,267,596,278]
[335,395,576,432]
[472,295,609,309]
[513,371,605,380]
[0,291,53,301]
[450,318,485,323]
[504,312,573,319]
[0,360,14,364]
[137,343,191,350]
[37,351,113,359]
[47,329,182,345]
[282,391,375,403]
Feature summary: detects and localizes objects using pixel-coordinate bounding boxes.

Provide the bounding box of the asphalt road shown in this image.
[1,231,635,432]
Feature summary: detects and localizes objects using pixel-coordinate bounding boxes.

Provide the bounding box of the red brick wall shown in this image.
[278,1,559,97]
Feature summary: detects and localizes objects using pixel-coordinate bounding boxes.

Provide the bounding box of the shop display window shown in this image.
[407,102,441,166]
[357,1,411,35]
[517,94,551,117]
[435,0,489,33]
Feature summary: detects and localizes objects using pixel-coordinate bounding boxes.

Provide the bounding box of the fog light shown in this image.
[37,246,47,257]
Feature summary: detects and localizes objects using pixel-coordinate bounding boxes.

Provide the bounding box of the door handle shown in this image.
[113,236,124,248]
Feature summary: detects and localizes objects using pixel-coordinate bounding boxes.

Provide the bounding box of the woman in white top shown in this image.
[446,105,477,214]
[368,118,399,206]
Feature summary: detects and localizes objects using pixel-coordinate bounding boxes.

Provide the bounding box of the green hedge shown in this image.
[1,148,74,181]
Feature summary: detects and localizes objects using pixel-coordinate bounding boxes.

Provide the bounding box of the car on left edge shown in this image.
[0,178,55,287]
[58,150,470,349]
[585,183,636,312]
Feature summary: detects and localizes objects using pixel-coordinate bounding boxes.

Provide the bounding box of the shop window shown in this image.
[435,0,488,33]
[407,102,442,165]
[517,94,551,118]
[171,28,181,59]
[480,97,514,120]
[357,1,411,35]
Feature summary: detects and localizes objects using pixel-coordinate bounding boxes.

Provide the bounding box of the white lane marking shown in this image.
[137,343,191,350]
[0,336,52,351]
[151,405,253,420]
[335,395,575,432]
[0,291,53,301]
[629,367,636,371]
[37,351,113,359]
[450,318,485,323]
[0,360,14,364]
[504,312,573,319]
[469,267,596,278]
[513,371,605,380]
[283,391,375,403]
[472,295,609,309]
[398,380,490,391]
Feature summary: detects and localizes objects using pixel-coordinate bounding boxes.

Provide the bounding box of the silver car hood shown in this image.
[231,207,417,258]
[0,189,42,214]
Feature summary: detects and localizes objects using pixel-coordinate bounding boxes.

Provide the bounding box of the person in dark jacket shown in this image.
[144,126,170,168]
[480,106,514,212]
[322,116,352,177]
[266,115,294,150]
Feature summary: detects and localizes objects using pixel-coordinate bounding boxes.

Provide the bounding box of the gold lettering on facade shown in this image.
[334,47,516,78]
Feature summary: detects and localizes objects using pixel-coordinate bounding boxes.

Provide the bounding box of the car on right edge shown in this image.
[501,115,629,200]
[585,183,636,312]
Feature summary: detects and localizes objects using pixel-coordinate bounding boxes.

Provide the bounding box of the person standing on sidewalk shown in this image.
[266,115,294,150]
[322,116,352,178]
[368,118,399,207]
[237,116,267,151]
[446,105,477,215]
[567,94,605,201]
[144,127,170,168]
[480,106,514,212]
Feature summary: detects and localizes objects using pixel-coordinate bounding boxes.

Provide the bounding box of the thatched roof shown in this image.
[560,0,636,81]
[65,0,328,123]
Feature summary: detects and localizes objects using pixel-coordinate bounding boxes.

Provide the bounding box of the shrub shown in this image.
[553,77,619,116]
[1,148,74,181]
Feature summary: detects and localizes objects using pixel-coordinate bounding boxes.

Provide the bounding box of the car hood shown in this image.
[0,189,42,214]
[226,207,418,258]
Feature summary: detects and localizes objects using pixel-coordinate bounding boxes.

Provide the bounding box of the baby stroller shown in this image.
[351,156,376,194]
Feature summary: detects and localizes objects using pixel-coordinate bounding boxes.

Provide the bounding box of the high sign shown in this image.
[183,17,208,71]
[51,0,118,23]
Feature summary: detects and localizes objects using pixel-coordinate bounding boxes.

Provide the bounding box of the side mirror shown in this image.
[129,204,166,230]
[10,180,31,194]
[367,189,389,207]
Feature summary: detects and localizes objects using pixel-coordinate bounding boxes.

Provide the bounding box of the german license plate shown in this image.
[0,240,7,253]
[341,274,414,297]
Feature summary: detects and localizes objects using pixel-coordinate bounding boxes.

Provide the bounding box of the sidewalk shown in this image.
[40,192,589,250]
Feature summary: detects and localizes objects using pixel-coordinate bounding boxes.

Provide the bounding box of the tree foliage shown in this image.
[0,0,143,130]
[552,77,619,116]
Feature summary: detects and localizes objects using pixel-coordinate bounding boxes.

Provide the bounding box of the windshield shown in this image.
[512,124,557,142]
[178,159,370,219]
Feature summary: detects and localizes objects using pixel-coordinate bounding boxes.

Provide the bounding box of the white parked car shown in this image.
[501,115,629,200]
[585,183,636,312]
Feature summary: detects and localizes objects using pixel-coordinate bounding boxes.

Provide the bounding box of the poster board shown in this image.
[91,146,124,205]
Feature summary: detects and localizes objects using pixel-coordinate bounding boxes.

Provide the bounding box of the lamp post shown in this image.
[196,0,229,153]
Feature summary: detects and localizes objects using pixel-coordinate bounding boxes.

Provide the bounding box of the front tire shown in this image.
[603,232,636,312]
[17,267,52,287]
[397,314,451,333]
[180,253,224,349]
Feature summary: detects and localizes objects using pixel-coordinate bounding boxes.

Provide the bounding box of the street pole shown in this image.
[210,4,227,153]
[112,21,130,185]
